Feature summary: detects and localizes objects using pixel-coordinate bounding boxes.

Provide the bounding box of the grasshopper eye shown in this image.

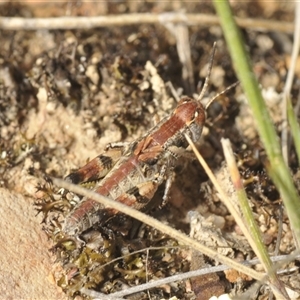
[189,107,204,123]
[192,106,206,126]
[187,110,198,124]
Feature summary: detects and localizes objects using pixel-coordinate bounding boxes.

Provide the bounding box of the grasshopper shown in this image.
[62,44,235,236]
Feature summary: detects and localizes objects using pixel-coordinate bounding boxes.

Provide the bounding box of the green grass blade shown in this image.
[213,0,300,297]
[287,97,300,164]
[213,0,300,247]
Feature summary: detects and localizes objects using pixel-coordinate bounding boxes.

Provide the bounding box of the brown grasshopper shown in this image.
[62,44,236,236]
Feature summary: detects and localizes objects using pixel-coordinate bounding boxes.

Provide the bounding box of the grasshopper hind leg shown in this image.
[65,145,127,184]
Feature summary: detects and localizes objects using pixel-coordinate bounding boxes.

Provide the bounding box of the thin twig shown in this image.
[0,13,294,33]
[81,253,300,299]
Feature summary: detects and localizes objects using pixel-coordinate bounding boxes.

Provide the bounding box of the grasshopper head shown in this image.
[175,97,206,143]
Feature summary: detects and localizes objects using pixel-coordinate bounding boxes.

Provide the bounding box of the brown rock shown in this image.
[0,188,66,300]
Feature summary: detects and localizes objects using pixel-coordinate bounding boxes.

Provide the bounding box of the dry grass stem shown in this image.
[0,13,293,33]
[221,138,289,299]
[185,135,258,255]
[163,20,195,95]
[53,178,265,282]
[185,135,295,298]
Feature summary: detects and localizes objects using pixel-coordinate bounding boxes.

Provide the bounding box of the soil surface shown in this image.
[0,2,299,300]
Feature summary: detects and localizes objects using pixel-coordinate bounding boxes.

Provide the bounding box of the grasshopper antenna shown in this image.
[197,42,217,102]
[205,81,240,110]
[197,42,239,110]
